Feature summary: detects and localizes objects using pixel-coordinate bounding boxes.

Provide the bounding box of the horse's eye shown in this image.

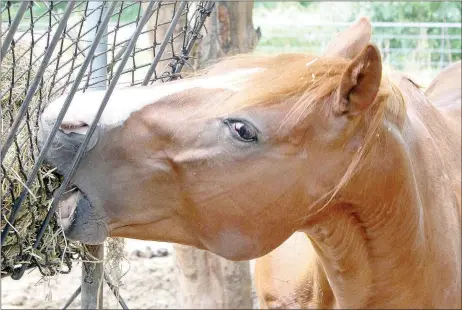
[225,119,258,142]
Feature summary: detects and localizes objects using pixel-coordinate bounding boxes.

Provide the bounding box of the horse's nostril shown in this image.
[60,121,89,134]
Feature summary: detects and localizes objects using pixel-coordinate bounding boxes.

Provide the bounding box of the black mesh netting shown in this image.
[1,0,213,279]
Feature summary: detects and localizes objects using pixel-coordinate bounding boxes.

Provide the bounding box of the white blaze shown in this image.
[42,68,262,133]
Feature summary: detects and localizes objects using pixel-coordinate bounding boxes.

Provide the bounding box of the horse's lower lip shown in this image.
[57,187,80,230]
[56,188,107,244]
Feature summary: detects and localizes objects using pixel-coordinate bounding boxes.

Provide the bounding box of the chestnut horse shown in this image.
[39,18,461,308]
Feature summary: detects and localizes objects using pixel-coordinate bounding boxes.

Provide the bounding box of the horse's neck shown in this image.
[303,206,373,308]
[398,76,461,226]
[303,85,461,308]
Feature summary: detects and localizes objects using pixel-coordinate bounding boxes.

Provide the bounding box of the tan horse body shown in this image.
[39,18,461,309]
[255,58,461,309]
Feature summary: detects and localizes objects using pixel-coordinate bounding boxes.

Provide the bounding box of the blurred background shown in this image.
[253,1,461,85]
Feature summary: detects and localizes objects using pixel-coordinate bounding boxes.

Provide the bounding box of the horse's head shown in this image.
[39,18,398,260]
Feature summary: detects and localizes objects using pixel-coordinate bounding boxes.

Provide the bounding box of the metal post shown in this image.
[83,2,109,91]
[82,245,104,309]
[81,2,108,309]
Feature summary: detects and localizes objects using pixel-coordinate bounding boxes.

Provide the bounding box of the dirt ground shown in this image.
[1,240,259,309]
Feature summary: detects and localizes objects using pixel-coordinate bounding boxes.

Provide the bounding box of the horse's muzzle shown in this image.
[37,119,100,177]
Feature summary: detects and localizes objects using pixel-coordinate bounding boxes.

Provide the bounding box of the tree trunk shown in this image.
[194,1,261,69]
[144,2,260,309]
[173,245,253,309]
[144,1,261,72]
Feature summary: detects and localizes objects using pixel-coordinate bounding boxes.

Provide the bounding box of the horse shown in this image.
[38,17,461,308]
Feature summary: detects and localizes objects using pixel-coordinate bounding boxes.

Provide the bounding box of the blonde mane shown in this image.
[204,53,406,125]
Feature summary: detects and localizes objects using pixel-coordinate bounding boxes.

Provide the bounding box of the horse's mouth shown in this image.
[55,184,108,244]
[57,186,82,231]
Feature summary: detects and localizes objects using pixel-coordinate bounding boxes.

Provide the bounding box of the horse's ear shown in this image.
[324,17,372,59]
[334,44,382,116]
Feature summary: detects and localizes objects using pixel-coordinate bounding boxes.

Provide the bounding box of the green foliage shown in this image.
[351,1,461,23]
[349,2,461,64]
[254,2,279,10]
[299,2,314,8]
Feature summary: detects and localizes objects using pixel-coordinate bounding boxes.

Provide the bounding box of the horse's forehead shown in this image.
[137,87,236,122]
[44,68,262,130]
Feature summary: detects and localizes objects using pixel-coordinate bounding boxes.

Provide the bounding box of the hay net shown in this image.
[1,0,213,280]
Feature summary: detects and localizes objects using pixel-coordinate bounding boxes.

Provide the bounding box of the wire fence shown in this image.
[1,0,213,283]
[255,20,462,85]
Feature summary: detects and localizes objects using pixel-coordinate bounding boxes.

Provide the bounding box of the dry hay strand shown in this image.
[104,237,128,296]
[1,41,83,277]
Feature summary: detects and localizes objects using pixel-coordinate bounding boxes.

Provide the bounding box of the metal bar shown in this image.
[11,0,155,280]
[439,26,446,68]
[1,1,118,260]
[372,21,462,28]
[81,1,108,91]
[142,0,187,85]
[104,272,129,310]
[80,2,108,309]
[266,33,462,41]
[82,245,104,309]
[170,1,215,78]
[61,286,82,310]
[256,20,462,29]
[80,2,109,308]
[0,1,76,163]
[0,1,29,63]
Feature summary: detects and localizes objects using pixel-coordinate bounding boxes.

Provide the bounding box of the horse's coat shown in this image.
[39,17,461,309]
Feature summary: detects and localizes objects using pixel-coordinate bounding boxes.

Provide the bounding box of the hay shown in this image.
[105,238,127,287]
[1,42,83,277]
[1,42,126,288]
